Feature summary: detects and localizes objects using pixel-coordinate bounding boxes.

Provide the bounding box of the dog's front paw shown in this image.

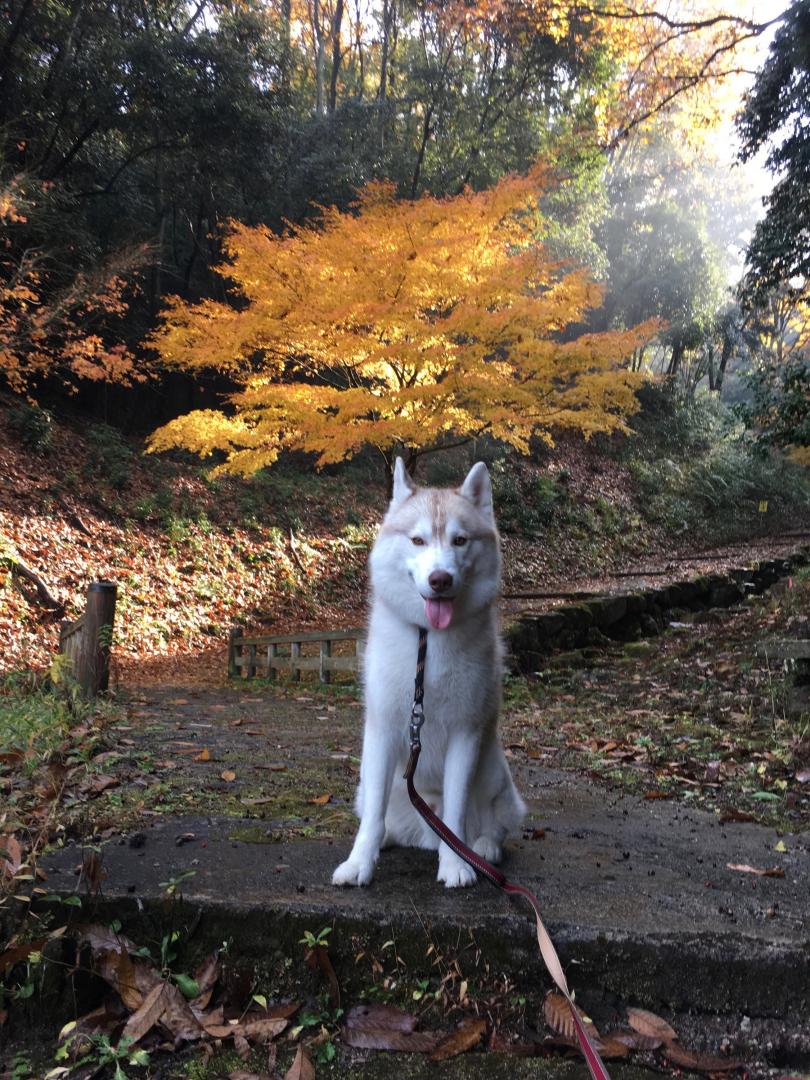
[472,835,502,864]
[332,858,375,887]
[437,855,477,888]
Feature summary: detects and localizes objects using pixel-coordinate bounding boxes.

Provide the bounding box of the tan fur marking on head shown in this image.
[429,490,450,542]
[379,482,498,543]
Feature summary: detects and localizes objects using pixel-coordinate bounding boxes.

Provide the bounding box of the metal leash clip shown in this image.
[409,701,425,749]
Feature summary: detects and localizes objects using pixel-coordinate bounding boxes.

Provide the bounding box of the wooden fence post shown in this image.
[228,627,244,678]
[74,581,117,697]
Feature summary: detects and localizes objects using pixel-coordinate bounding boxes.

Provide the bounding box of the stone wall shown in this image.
[506,549,810,674]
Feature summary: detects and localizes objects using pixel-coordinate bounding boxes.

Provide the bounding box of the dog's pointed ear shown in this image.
[391,457,416,504]
[460,461,493,516]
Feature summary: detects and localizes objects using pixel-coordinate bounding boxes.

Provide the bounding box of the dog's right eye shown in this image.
[411,537,425,546]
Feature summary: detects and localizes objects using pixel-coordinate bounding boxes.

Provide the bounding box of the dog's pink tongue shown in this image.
[425,597,454,630]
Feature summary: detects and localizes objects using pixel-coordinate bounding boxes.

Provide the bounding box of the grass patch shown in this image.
[0,672,79,765]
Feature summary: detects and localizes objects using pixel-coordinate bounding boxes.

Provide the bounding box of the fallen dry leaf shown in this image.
[306,943,340,1009]
[94,948,150,1012]
[241,1018,288,1043]
[159,982,205,1042]
[663,1042,742,1072]
[345,1004,418,1033]
[0,835,23,877]
[221,770,237,782]
[79,774,119,797]
[342,1024,444,1052]
[193,748,211,762]
[308,793,331,805]
[543,991,600,1043]
[342,1003,444,1052]
[284,1043,315,1080]
[626,1007,677,1043]
[487,1029,536,1055]
[0,939,46,974]
[593,1035,631,1060]
[253,1001,301,1022]
[190,952,220,1011]
[120,982,167,1045]
[611,1030,662,1051]
[234,1031,251,1060]
[78,924,138,956]
[718,809,756,824]
[204,1018,286,1043]
[726,863,785,878]
[430,1017,487,1062]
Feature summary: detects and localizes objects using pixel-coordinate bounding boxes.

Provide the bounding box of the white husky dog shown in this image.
[332,458,525,889]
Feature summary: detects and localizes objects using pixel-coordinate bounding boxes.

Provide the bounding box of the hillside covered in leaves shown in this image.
[3,393,808,681]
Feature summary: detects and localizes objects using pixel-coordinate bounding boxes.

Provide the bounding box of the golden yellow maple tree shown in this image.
[148,164,659,476]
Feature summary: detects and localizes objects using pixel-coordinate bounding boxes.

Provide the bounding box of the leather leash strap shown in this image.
[404,627,610,1080]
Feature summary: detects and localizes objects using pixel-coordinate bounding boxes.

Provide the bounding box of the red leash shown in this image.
[404,628,610,1080]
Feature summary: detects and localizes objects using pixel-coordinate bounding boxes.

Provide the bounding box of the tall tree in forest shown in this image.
[738,0,810,302]
[147,168,658,479]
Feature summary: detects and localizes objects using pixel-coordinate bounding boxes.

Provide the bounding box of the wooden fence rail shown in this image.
[228,627,365,683]
[58,581,117,697]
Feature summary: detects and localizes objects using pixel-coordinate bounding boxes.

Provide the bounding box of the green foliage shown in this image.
[741,355,810,454]
[0,672,79,762]
[625,388,810,537]
[56,1032,149,1079]
[627,382,726,457]
[490,457,569,535]
[7,404,53,451]
[738,0,810,300]
[300,926,332,950]
[84,425,134,490]
[9,1053,33,1080]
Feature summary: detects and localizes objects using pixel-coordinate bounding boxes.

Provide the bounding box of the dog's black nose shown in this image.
[429,570,453,593]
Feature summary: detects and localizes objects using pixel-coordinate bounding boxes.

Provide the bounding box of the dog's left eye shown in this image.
[411,536,425,546]
[453,536,468,547]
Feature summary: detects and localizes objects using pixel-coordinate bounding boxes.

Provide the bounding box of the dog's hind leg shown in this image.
[470,758,526,865]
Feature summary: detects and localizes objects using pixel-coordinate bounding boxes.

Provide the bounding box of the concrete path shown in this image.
[43,767,809,1022]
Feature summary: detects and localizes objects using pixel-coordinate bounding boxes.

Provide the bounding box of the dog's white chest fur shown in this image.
[332,459,525,889]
